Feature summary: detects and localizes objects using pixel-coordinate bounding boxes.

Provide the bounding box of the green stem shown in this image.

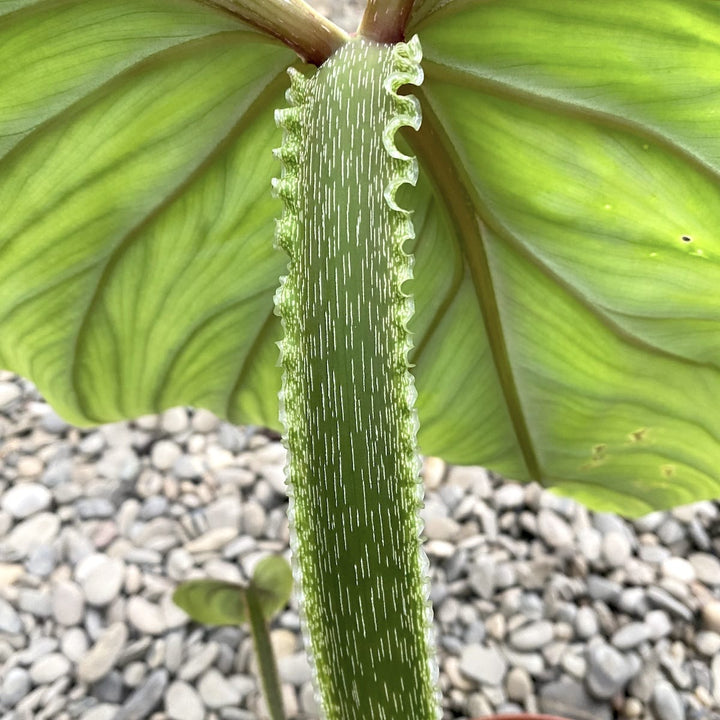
[358,0,417,43]
[198,0,348,65]
[246,589,286,720]
[274,36,438,720]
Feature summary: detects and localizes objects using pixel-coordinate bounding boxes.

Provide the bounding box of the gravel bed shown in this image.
[3,4,720,720]
[1,369,720,720]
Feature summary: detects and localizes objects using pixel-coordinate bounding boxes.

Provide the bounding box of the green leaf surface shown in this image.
[2,0,720,514]
[406,0,720,513]
[173,555,292,624]
[0,0,293,426]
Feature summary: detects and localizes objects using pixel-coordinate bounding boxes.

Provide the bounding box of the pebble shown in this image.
[661,556,695,583]
[508,620,553,651]
[575,606,599,639]
[29,653,71,684]
[75,553,125,606]
[165,680,205,720]
[184,527,236,553]
[198,668,242,708]
[0,379,22,407]
[586,643,635,699]
[506,666,533,702]
[537,509,574,548]
[1,482,52,518]
[701,600,720,632]
[610,621,651,650]
[52,580,85,626]
[78,623,128,684]
[539,678,612,720]
[601,531,632,567]
[126,596,166,635]
[116,668,168,720]
[689,552,720,585]
[6,512,60,556]
[178,643,219,682]
[646,586,694,621]
[459,644,507,686]
[1,667,31,707]
[0,596,22,634]
[151,441,182,471]
[695,631,720,656]
[651,681,685,720]
[277,652,313,686]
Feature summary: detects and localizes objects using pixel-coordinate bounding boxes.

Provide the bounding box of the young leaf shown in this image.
[173,555,292,624]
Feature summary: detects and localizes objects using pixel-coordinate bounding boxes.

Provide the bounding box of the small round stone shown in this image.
[661,557,696,583]
[689,553,720,585]
[602,531,632,568]
[52,580,85,626]
[127,596,167,635]
[75,554,125,606]
[586,643,634,699]
[459,644,507,686]
[1,483,52,518]
[506,666,533,702]
[509,620,554,651]
[1,667,30,707]
[78,622,128,684]
[198,668,242,708]
[29,653,71,684]
[702,600,720,633]
[651,681,685,720]
[151,440,182,471]
[165,680,205,720]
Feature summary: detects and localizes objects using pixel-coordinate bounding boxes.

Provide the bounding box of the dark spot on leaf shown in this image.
[592,444,606,460]
[629,428,647,442]
[661,464,676,478]
[681,235,692,242]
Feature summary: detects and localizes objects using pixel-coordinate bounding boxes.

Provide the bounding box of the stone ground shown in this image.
[1,370,719,720]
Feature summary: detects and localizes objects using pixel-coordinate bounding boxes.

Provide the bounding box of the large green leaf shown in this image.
[406,0,720,513]
[1,0,719,514]
[0,0,292,425]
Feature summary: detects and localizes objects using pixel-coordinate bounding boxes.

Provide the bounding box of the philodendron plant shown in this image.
[2,0,720,717]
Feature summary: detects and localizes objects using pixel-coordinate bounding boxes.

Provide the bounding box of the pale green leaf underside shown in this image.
[1,0,719,514]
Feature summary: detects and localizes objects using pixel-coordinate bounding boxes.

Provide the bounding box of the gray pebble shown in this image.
[78,622,128,684]
[60,627,89,663]
[173,455,204,480]
[645,609,672,640]
[92,671,124,704]
[537,509,574,548]
[178,643,219,682]
[116,668,168,720]
[506,666,533,702]
[29,653,71,684]
[459,644,507,686]
[509,620,553,651]
[539,678,612,720]
[151,440,182,471]
[0,381,21,410]
[586,643,635,699]
[647,587,694,621]
[240,501,267,538]
[198,668,241,708]
[651,681,685,720]
[0,597,22,634]
[468,558,495,600]
[278,652,313,686]
[601,531,632,567]
[161,407,189,434]
[18,587,51,617]
[1,482,52,518]
[1,667,30,707]
[127,596,167,635]
[575,606,599,639]
[7,512,60,556]
[701,600,720,633]
[75,497,115,519]
[75,553,125,606]
[695,630,720,656]
[689,552,720,585]
[81,705,122,720]
[52,580,85,626]
[165,680,205,720]
[611,622,651,650]
[25,544,57,577]
[587,575,621,603]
